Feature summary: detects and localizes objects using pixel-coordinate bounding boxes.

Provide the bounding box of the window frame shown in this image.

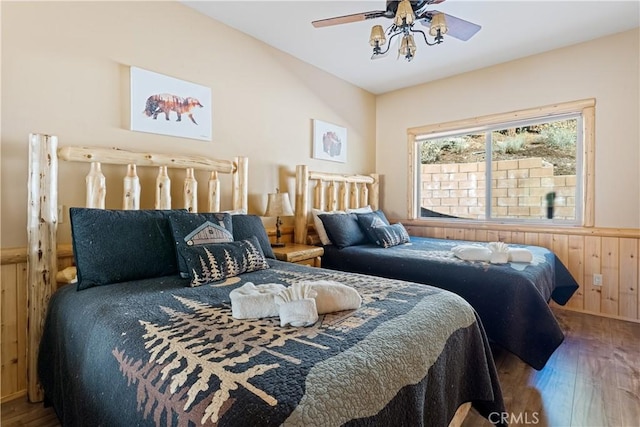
[407,99,595,227]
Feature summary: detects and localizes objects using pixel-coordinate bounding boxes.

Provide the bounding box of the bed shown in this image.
[293,164,580,370]
[27,134,505,426]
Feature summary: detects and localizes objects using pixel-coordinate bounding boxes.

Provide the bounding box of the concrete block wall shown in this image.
[420,158,576,219]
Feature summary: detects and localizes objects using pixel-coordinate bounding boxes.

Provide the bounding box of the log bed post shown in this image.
[27,133,58,402]
[294,165,309,244]
[233,156,248,212]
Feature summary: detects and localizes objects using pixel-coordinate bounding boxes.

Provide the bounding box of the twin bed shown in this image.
[293,165,579,370]
[28,134,506,426]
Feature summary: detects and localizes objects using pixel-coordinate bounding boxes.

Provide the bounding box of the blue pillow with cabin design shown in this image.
[168,211,234,278]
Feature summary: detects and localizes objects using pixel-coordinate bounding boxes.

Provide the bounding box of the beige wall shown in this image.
[0,1,376,247]
[376,29,640,229]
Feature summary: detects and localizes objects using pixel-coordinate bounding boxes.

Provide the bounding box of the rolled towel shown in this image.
[488,241,509,264]
[275,283,318,327]
[451,245,491,262]
[298,280,362,314]
[508,248,533,263]
[229,282,286,319]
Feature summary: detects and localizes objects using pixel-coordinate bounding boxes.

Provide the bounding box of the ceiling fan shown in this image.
[312,0,481,61]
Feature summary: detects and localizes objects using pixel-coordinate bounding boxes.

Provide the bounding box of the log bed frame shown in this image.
[293,164,380,245]
[26,133,248,402]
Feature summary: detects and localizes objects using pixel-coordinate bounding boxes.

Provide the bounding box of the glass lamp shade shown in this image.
[264,192,294,217]
[369,25,386,47]
[394,0,415,26]
[399,34,416,60]
[429,13,448,36]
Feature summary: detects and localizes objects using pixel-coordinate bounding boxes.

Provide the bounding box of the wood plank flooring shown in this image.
[463,307,640,427]
[2,307,638,427]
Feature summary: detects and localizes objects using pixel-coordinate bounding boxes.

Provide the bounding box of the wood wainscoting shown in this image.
[402,220,640,323]
[1,245,74,403]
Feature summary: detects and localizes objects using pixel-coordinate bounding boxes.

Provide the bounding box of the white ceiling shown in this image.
[183,1,640,95]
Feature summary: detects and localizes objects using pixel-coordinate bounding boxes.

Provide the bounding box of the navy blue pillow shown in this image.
[70,208,183,290]
[179,236,270,287]
[231,214,275,259]
[168,211,234,278]
[356,211,391,244]
[372,223,410,248]
[318,213,368,249]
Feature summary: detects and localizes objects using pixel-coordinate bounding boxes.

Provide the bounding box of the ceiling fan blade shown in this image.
[420,11,481,41]
[312,10,388,28]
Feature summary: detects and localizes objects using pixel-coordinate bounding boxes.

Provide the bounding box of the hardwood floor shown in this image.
[2,307,638,427]
[463,307,640,427]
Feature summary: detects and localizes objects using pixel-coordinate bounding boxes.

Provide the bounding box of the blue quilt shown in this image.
[322,237,579,370]
[39,260,505,426]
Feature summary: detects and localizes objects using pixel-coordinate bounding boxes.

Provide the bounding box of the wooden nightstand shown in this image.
[271,243,324,268]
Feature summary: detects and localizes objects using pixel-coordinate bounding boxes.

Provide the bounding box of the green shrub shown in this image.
[541,127,576,149]
[494,134,526,154]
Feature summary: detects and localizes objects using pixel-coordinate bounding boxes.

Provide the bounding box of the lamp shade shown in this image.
[429,13,448,36]
[394,0,415,26]
[264,192,294,217]
[369,25,386,47]
[399,34,416,60]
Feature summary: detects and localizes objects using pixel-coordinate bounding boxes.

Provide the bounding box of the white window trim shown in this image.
[407,98,596,227]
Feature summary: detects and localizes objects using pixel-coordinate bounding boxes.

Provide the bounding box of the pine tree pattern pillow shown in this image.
[179,236,270,287]
[371,223,411,248]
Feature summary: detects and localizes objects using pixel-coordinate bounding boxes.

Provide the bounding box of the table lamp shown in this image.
[264,189,294,247]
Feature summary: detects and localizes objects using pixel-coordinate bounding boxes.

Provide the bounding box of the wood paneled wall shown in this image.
[1,245,74,403]
[402,220,640,322]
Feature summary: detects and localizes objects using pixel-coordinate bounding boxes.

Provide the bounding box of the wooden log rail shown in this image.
[56,145,247,213]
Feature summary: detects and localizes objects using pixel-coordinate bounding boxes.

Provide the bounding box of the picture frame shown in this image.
[130,66,212,141]
[312,119,347,163]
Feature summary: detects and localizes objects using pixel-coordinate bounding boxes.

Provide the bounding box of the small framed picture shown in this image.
[312,119,347,163]
[130,66,212,141]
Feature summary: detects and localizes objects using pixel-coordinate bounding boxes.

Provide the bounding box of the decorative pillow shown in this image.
[70,208,182,290]
[231,214,275,259]
[356,211,391,243]
[312,208,345,245]
[371,223,411,248]
[179,236,270,287]
[318,213,368,249]
[168,211,234,278]
[345,205,372,214]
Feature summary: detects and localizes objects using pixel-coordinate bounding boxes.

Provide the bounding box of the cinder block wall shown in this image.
[420,158,576,219]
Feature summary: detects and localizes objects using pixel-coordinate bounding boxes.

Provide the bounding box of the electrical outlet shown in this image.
[593,273,603,286]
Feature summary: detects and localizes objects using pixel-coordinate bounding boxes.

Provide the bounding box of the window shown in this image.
[408,99,595,226]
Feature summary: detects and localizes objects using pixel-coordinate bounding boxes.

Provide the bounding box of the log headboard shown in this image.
[26,133,248,401]
[293,164,379,245]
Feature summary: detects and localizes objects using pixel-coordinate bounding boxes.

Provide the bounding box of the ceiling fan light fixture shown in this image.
[399,34,416,61]
[394,0,415,26]
[369,24,386,47]
[429,13,448,37]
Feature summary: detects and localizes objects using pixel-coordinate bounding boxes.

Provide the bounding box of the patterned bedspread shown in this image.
[322,237,580,370]
[39,260,505,426]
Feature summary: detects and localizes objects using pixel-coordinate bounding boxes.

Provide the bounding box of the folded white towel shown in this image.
[451,245,491,262]
[488,242,509,264]
[229,282,286,319]
[508,248,534,263]
[298,280,362,314]
[275,283,319,327]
